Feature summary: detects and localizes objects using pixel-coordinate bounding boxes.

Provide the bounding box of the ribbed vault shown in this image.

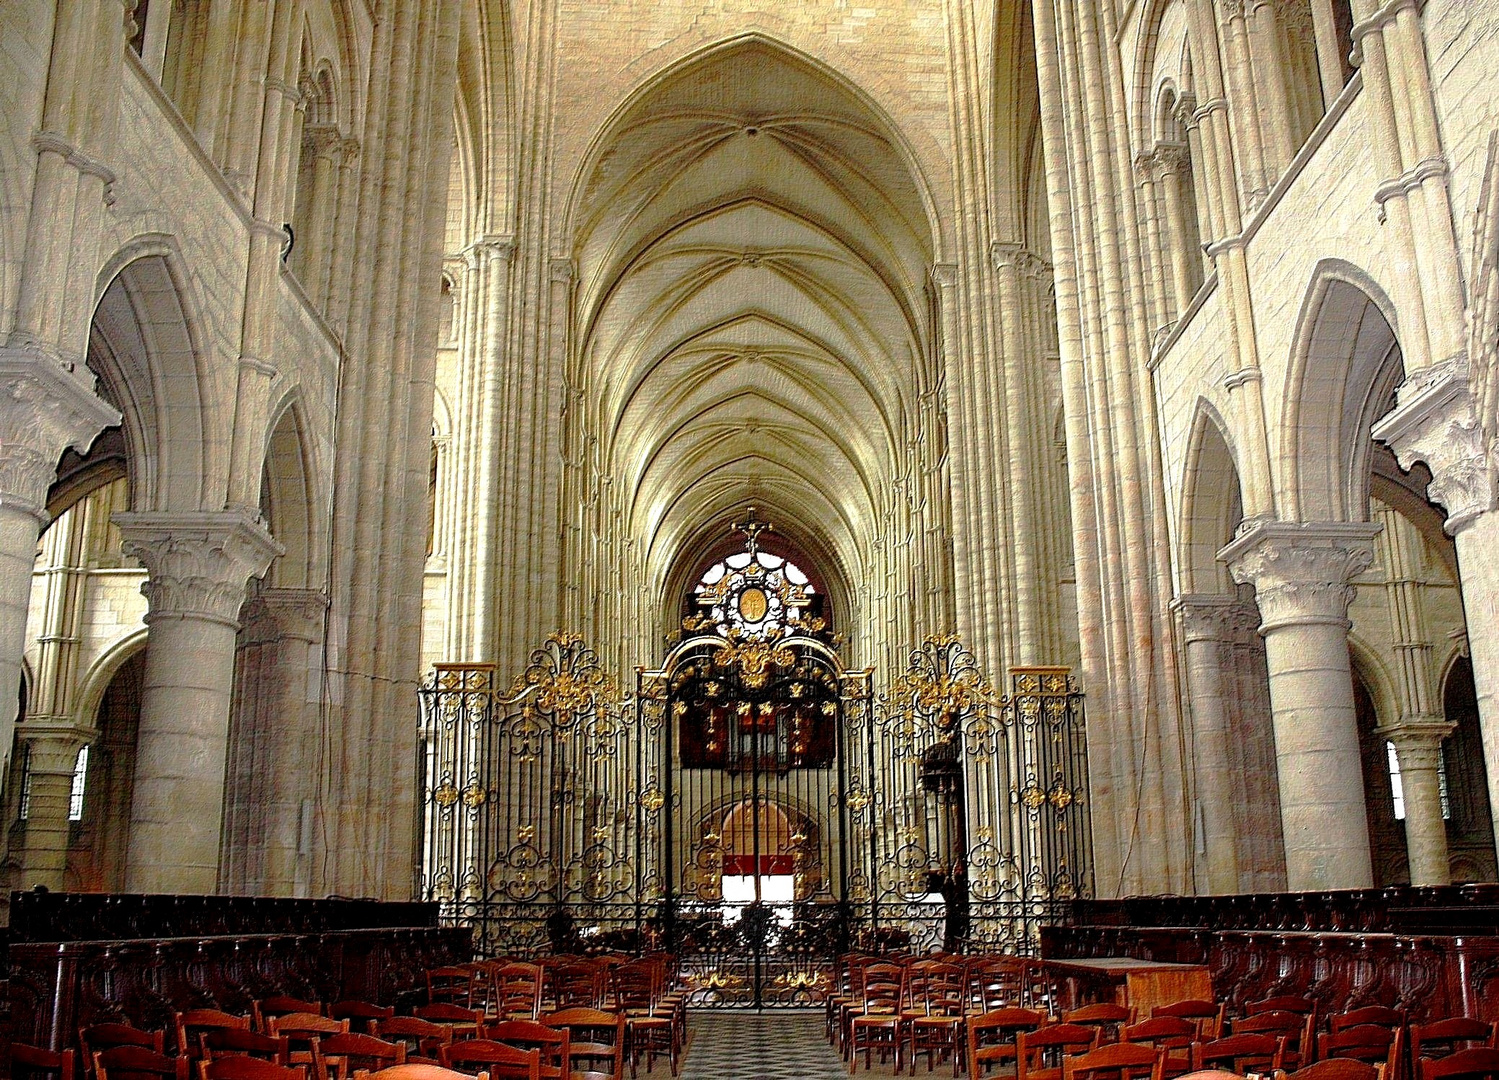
[563,36,943,670]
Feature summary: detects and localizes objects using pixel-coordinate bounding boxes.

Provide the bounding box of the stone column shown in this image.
[15,724,90,889]
[1222,520,1380,889]
[1173,593,1243,893]
[0,349,120,781]
[114,511,282,894]
[1374,361,1499,865]
[1378,717,1454,885]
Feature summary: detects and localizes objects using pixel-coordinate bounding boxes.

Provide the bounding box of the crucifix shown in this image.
[731,508,771,555]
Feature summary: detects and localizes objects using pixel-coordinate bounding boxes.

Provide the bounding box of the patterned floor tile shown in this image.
[676,1012,914,1080]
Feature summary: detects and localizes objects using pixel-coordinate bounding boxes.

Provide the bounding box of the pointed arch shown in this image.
[1180,399,1244,595]
[89,237,210,513]
[1281,259,1404,522]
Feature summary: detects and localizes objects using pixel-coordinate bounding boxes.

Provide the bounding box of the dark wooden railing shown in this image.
[1044,886,1499,1021]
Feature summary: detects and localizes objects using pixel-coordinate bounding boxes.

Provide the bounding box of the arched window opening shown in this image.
[67,745,90,822]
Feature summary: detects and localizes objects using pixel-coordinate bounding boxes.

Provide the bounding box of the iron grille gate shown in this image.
[417,634,1091,1007]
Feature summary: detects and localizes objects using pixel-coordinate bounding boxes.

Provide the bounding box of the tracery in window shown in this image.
[688,515,825,642]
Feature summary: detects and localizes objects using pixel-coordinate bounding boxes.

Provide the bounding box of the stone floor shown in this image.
[675,1012,928,1080]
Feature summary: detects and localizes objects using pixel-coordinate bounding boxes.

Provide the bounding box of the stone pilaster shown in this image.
[1173,593,1244,893]
[14,721,92,890]
[0,348,119,787]
[1223,520,1380,890]
[114,511,282,893]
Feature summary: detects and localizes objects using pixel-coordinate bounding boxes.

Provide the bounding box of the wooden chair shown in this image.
[542,1009,625,1080]
[13,1043,78,1080]
[1122,1016,1196,1078]
[1412,1020,1497,1061]
[269,1013,349,1069]
[329,1004,395,1027]
[1420,1048,1499,1080]
[1275,1060,1384,1080]
[609,961,675,1077]
[92,1046,189,1080]
[1235,1011,1316,1070]
[199,1030,291,1067]
[1062,1042,1165,1080]
[1065,1006,1136,1046]
[482,1021,568,1080]
[550,963,605,1011]
[967,1008,1047,1079]
[906,961,966,1077]
[1017,1022,1101,1080]
[80,1024,167,1079]
[313,1033,406,1080]
[197,1059,305,1080]
[848,962,906,1074]
[1191,1032,1285,1075]
[494,965,545,1023]
[969,958,1029,1013]
[254,999,325,1035]
[1152,1002,1225,1043]
[440,1041,541,1080]
[177,1013,252,1060]
[370,1018,453,1067]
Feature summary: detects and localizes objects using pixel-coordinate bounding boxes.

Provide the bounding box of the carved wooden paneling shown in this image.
[8,927,471,1052]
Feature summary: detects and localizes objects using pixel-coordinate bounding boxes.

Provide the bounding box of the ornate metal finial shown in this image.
[731,508,771,555]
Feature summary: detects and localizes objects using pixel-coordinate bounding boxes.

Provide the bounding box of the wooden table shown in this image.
[1038,956,1213,1017]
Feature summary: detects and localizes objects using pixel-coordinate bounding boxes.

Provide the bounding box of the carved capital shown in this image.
[114,511,284,627]
[15,723,93,775]
[0,346,121,521]
[302,123,345,161]
[1220,521,1380,633]
[1153,142,1191,178]
[258,587,330,643]
[1372,359,1495,533]
[1217,0,1248,22]
[1172,593,1243,644]
[1376,716,1456,771]
[990,241,1024,271]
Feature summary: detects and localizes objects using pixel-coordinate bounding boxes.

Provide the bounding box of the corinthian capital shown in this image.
[0,345,121,521]
[1372,359,1495,534]
[114,510,284,627]
[1219,521,1380,632]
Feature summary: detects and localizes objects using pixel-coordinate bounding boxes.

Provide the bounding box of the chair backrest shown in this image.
[1192,1032,1285,1074]
[200,1029,290,1065]
[177,1012,252,1058]
[1066,1004,1135,1043]
[1250,997,1317,1017]
[1062,1041,1164,1080]
[1124,1018,1197,1046]
[14,1043,78,1080]
[315,1032,405,1080]
[1421,1048,1499,1080]
[1331,1009,1405,1034]
[970,1008,1049,1039]
[971,958,1029,1012]
[270,1015,346,1039]
[439,1043,539,1080]
[550,964,604,1010]
[861,963,904,1010]
[254,999,324,1034]
[1413,1020,1497,1061]
[1019,1022,1101,1080]
[413,1006,482,1027]
[911,962,964,1016]
[1152,1001,1225,1042]
[93,1045,188,1080]
[370,1018,452,1062]
[1319,1024,1397,1065]
[329,1002,395,1025]
[427,968,478,1009]
[197,1058,304,1080]
[356,1068,487,1080]
[541,1009,623,1080]
[496,965,544,1021]
[483,1020,568,1077]
[81,1025,167,1060]
[1277,1059,1383,1080]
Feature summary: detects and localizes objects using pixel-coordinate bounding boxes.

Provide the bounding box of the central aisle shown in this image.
[678,1013,854,1080]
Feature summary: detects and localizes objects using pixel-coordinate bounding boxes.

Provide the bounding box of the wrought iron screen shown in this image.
[418,633,1090,1006]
